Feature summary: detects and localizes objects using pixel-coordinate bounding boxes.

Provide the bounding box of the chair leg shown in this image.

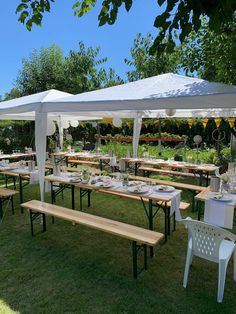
[218,260,227,303]
[183,247,193,288]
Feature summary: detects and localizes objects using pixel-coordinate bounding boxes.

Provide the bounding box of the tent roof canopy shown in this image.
[0,74,236,118]
[44,73,236,115]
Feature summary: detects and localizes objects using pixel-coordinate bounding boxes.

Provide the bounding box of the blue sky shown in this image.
[0,0,163,97]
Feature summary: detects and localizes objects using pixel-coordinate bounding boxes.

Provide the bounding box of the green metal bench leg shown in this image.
[30,210,34,237]
[71,185,75,209]
[132,241,138,278]
[11,196,14,215]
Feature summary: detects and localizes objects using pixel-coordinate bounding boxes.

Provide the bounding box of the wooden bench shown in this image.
[45,164,102,175]
[0,188,19,218]
[68,159,99,168]
[21,200,164,278]
[139,166,197,178]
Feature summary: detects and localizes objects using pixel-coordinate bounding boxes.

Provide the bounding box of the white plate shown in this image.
[210,196,232,202]
[95,182,112,188]
[154,185,175,192]
[127,187,149,194]
[128,181,145,187]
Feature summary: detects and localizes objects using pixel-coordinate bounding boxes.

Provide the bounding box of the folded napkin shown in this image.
[204,199,234,229]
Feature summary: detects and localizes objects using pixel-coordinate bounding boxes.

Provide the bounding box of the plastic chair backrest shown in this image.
[181,219,235,262]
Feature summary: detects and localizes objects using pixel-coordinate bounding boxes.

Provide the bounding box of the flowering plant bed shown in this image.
[95,135,186,142]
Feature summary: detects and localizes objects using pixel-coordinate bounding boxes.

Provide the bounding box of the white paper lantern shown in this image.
[70,120,79,128]
[165,109,176,117]
[92,122,97,127]
[193,135,202,144]
[46,121,56,136]
[61,120,70,129]
[113,117,122,127]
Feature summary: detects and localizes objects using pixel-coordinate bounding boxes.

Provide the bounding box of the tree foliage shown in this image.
[14,42,123,96]
[16,0,236,53]
[180,18,236,84]
[125,33,179,81]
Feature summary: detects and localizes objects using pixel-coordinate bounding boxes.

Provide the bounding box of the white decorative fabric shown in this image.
[204,199,234,229]
[109,156,117,167]
[132,115,142,158]
[152,190,181,220]
[119,159,126,172]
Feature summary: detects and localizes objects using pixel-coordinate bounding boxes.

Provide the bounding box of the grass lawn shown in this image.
[0,175,236,313]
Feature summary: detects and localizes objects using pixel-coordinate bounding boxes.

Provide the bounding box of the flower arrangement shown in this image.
[220,172,230,183]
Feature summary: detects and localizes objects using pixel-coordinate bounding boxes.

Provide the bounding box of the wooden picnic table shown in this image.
[51,152,112,170]
[121,158,218,185]
[44,174,182,243]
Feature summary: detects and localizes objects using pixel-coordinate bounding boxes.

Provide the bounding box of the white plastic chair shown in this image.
[181,218,236,303]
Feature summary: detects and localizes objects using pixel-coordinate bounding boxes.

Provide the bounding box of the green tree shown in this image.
[62,42,123,94]
[15,42,123,96]
[16,1,236,53]
[180,18,236,84]
[125,33,179,81]
[16,44,64,95]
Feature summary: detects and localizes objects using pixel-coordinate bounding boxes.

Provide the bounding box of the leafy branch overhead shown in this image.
[16,0,236,52]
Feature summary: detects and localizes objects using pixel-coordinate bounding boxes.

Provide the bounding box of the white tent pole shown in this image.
[35,110,47,201]
[58,115,64,150]
[132,113,142,158]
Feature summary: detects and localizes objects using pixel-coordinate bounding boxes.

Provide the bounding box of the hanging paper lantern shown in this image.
[165,109,176,117]
[113,117,122,127]
[187,118,194,128]
[214,117,222,128]
[70,120,79,128]
[46,121,56,136]
[61,120,70,129]
[91,122,98,128]
[228,117,235,128]
[201,118,208,128]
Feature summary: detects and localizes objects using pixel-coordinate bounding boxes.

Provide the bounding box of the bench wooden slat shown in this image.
[0,187,18,197]
[68,159,99,166]
[21,200,164,246]
[140,166,196,178]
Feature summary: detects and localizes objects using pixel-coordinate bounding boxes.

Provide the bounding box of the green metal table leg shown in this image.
[71,185,75,209]
[19,176,24,213]
[148,199,154,257]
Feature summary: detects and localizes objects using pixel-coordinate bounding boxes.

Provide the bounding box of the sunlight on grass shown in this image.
[0,301,20,314]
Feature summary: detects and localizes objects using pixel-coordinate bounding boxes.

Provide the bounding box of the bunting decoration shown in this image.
[144,121,148,128]
[214,117,222,128]
[175,119,181,128]
[201,118,208,128]
[187,118,193,128]
[126,122,132,129]
[228,117,235,128]
[102,117,113,125]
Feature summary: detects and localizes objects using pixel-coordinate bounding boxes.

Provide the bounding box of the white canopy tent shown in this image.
[0,73,236,200]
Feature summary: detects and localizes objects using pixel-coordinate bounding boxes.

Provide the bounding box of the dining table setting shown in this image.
[44,170,182,242]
